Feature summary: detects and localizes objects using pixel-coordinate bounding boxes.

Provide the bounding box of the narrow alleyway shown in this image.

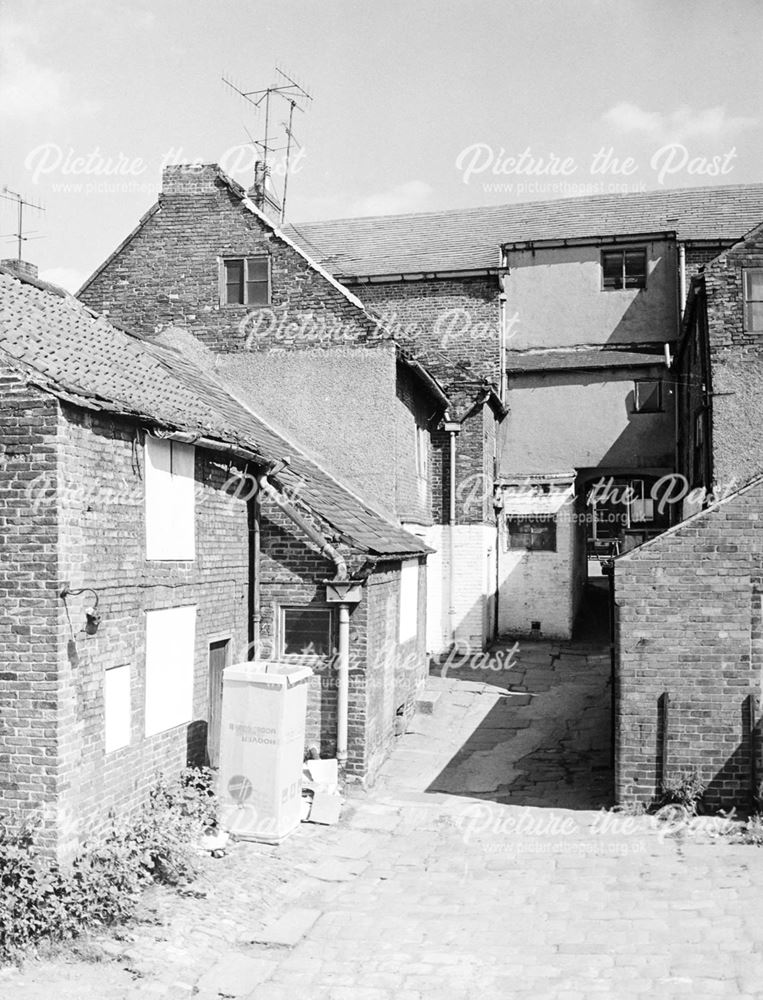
[4,626,763,999]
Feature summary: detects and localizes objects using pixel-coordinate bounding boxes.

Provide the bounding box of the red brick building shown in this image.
[615,217,763,809]
[0,262,431,857]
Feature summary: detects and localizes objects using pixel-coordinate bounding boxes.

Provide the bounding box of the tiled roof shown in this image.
[286,183,763,277]
[505,348,666,374]
[0,266,429,558]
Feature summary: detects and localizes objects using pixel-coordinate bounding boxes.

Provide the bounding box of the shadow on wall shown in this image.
[425,585,613,810]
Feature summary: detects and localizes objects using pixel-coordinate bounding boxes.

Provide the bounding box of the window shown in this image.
[221,256,270,306]
[399,560,419,642]
[634,379,662,413]
[744,269,763,332]
[145,605,197,737]
[280,606,334,658]
[104,664,131,753]
[507,515,557,552]
[602,248,647,290]
[145,437,195,561]
[628,479,654,524]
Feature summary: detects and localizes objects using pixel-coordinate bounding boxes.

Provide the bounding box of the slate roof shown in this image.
[0,266,429,558]
[504,348,666,375]
[286,183,763,278]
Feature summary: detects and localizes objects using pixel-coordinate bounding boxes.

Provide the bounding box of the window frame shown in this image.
[633,379,663,414]
[601,247,647,291]
[219,255,271,307]
[743,268,763,332]
[278,604,335,660]
[506,514,557,552]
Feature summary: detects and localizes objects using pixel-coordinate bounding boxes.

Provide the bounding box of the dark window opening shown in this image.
[634,379,662,413]
[507,515,557,552]
[222,256,270,306]
[281,606,334,658]
[602,248,647,290]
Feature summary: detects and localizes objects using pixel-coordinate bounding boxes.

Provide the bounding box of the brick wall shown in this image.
[80,166,385,353]
[0,370,60,851]
[700,224,763,492]
[363,558,427,780]
[351,277,500,388]
[53,406,251,855]
[615,477,763,810]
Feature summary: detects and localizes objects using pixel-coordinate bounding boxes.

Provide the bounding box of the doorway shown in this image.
[207,637,231,767]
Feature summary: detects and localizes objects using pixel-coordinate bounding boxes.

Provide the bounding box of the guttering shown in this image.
[398,352,450,408]
[257,473,348,580]
[501,230,677,253]
[342,267,500,285]
[678,243,687,323]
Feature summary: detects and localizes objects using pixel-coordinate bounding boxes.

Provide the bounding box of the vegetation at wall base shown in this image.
[0,766,216,964]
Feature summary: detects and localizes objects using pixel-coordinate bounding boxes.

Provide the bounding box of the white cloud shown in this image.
[296,180,433,222]
[38,266,86,294]
[0,21,97,121]
[603,102,758,143]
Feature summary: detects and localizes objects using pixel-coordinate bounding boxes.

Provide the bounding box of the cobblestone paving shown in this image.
[4,634,763,999]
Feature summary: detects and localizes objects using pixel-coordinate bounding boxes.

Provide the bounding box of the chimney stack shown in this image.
[1,258,38,280]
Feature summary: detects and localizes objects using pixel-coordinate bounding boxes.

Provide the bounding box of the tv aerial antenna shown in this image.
[0,187,45,260]
[222,67,312,223]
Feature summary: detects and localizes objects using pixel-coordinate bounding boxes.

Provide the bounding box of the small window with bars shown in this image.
[744,269,763,332]
[602,248,647,290]
[507,515,557,552]
[280,606,334,658]
[221,256,270,306]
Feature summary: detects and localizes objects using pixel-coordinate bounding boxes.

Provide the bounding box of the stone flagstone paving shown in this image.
[3,635,763,999]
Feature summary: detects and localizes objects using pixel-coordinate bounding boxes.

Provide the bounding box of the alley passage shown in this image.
[5,637,763,1000]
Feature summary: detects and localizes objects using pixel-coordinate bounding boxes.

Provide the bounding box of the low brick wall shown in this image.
[615,477,763,810]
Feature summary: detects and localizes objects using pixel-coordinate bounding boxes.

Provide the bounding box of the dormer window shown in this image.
[602,248,646,290]
[221,256,270,306]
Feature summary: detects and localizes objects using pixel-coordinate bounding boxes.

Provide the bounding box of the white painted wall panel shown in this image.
[399,559,419,643]
[145,605,197,736]
[104,664,131,753]
[145,437,195,560]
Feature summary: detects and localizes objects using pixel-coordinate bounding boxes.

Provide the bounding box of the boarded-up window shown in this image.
[145,437,195,561]
[145,605,197,736]
[399,560,419,642]
[104,664,131,753]
[744,269,763,332]
[280,606,333,657]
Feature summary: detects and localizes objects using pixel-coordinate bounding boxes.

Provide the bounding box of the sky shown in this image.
[0,0,762,292]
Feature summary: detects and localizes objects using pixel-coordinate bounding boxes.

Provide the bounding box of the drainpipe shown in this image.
[678,243,686,323]
[442,417,461,646]
[257,473,347,580]
[498,252,509,403]
[257,473,353,764]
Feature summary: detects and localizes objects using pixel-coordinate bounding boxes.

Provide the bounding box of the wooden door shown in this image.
[207,639,230,767]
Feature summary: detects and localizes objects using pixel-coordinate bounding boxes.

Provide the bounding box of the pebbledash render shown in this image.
[0,261,434,858]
